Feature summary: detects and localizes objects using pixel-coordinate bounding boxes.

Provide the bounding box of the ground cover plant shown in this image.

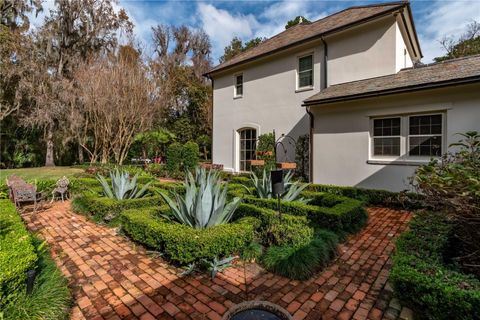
[0,200,71,320]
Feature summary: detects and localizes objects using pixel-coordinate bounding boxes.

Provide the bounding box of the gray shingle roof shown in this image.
[206,2,407,75]
[304,54,480,105]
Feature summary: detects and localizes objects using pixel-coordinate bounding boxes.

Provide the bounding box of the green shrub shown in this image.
[306,184,422,208]
[182,141,200,171]
[120,208,259,264]
[240,194,367,232]
[391,212,480,320]
[262,230,339,280]
[166,142,183,174]
[72,194,163,223]
[0,200,37,308]
[234,203,313,248]
[1,238,71,320]
[145,163,165,177]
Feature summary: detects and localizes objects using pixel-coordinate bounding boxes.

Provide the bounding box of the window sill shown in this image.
[295,87,313,93]
[367,159,432,166]
[233,95,243,100]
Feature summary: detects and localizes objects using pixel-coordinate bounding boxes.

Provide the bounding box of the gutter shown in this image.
[302,75,480,106]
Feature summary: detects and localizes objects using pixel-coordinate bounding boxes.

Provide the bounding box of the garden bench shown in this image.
[6,176,45,213]
[51,176,70,203]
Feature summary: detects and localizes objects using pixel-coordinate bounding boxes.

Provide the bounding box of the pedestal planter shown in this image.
[276,162,297,170]
[256,151,273,157]
[248,160,266,166]
[222,301,292,320]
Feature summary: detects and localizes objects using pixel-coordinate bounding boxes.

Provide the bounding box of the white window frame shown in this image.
[371,117,402,160]
[234,73,243,98]
[369,112,446,164]
[296,53,314,91]
[407,113,444,159]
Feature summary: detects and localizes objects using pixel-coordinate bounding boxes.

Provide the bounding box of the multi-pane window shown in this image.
[372,118,401,156]
[408,114,442,156]
[239,128,257,171]
[371,114,444,160]
[298,55,313,88]
[234,74,243,97]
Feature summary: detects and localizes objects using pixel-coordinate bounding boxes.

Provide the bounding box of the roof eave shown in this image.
[302,76,480,106]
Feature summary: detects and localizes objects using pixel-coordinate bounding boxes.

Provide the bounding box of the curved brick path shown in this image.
[22,202,414,320]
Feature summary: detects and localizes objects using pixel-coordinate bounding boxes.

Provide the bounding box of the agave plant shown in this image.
[97,169,152,200]
[202,256,236,279]
[160,167,242,229]
[246,169,310,203]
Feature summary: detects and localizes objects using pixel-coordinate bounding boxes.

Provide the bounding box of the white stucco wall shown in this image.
[395,22,413,71]
[327,16,398,85]
[212,45,323,172]
[210,14,420,174]
[311,84,480,191]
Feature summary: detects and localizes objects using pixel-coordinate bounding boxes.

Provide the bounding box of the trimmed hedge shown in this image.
[0,200,37,308]
[72,194,164,222]
[236,194,367,232]
[306,184,422,208]
[120,207,259,265]
[234,204,313,248]
[391,212,480,320]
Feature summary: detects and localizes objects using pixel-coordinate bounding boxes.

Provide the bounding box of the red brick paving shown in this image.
[22,202,414,320]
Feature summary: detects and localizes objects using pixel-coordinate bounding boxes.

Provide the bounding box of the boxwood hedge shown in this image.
[0,200,37,308]
[120,207,259,265]
[72,194,164,222]
[391,211,480,320]
[233,193,367,232]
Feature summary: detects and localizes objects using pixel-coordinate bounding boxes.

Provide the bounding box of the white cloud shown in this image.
[418,0,480,62]
[198,3,260,59]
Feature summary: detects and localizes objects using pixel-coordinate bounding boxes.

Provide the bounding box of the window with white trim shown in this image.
[372,117,401,156]
[239,128,256,171]
[370,113,444,161]
[234,74,243,97]
[408,114,443,157]
[298,55,313,89]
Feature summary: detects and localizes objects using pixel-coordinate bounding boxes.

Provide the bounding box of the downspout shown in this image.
[306,37,327,183]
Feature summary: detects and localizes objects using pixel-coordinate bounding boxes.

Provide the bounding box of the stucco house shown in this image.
[205,1,480,192]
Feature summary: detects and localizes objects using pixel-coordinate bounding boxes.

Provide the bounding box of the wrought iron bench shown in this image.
[6,176,45,213]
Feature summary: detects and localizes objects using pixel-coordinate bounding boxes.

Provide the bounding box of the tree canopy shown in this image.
[435,21,480,62]
[285,16,311,29]
[219,36,265,63]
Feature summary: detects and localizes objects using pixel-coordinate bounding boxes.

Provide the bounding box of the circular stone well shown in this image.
[222,301,292,320]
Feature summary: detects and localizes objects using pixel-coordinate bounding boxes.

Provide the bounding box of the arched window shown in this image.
[239,128,257,171]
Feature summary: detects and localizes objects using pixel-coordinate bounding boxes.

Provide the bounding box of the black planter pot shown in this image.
[222,301,292,320]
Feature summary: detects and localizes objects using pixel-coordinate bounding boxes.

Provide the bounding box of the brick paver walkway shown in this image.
[23,202,413,320]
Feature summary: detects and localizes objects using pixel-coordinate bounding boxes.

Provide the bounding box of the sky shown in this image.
[32,0,480,64]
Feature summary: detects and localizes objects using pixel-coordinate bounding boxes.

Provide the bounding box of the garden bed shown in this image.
[391,211,480,320]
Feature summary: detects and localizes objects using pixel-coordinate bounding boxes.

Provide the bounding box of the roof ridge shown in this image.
[406,53,480,70]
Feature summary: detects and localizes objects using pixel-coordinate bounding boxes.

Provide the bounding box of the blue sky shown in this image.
[34,1,480,64]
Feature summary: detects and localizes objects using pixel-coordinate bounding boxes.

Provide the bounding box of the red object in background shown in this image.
[152,157,162,164]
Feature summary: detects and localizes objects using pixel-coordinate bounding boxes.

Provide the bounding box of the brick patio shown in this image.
[22,202,414,320]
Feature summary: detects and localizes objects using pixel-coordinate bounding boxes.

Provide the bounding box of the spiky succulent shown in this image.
[97,169,151,200]
[246,169,310,203]
[160,167,242,229]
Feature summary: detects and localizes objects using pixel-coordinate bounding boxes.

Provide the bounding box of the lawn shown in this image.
[0,166,83,181]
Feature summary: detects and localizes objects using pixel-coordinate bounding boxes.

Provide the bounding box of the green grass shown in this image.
[1,239,71,320]
[0,167,83,182]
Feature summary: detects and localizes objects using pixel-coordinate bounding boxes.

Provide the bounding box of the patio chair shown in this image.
[51,176,70,203]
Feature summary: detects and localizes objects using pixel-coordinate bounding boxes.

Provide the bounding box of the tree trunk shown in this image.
[78,143,84,164]
[45,127,55,166]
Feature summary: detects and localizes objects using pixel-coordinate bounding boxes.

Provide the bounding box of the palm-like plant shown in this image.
[160,167,242,229]
[246,169,309,203]
[97,169,152,200]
